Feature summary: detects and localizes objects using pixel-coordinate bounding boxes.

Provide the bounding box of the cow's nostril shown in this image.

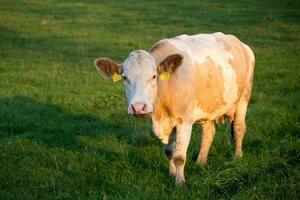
[131,103,148,116]
[131,104,136,113]
[142,104,147,112]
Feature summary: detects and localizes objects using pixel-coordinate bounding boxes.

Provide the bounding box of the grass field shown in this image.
[0,0,299,199]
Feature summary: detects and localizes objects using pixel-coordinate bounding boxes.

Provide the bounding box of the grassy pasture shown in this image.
[0,0,299,199]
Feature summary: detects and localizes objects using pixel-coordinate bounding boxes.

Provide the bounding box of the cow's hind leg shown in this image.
[196,121,216,165]
[234,45,254,158]
[233,100,248,158]
[164,129,176,177]
[233,86,252,158]
[172,122,192,186]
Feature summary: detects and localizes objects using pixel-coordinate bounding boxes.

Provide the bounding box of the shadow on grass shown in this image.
[0,96,174,198]
[0,96,155,149]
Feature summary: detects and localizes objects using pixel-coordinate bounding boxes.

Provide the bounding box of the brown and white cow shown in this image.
[93,32,255,186]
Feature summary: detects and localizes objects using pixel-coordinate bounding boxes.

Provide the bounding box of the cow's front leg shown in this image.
[196,120,216,165]
[172,122,192,186]
[163,130,176,177]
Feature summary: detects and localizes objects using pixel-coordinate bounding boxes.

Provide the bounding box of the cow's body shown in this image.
[94,32,255,186]
[149,32,255,145]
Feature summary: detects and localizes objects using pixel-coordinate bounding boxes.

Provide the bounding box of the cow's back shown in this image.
[150,32,254,121]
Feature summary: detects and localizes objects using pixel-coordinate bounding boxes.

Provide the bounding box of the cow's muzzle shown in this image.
[131,102,149,117]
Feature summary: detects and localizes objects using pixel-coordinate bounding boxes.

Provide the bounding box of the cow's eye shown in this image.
[152,75,157,79]
[122,76,127,80]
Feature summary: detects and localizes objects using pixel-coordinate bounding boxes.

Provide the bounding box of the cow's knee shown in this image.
[173,155,185,167]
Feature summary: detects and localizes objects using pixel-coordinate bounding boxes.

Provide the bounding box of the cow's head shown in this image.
[94,50,183,117]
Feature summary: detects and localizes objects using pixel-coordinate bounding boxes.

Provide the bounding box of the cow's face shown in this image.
[121,50,157,116]
[94,50,183,117]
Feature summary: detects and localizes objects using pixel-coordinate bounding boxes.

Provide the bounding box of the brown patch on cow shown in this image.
[173,156,184,167]
[152,103,175,141]
[195,56,226,113]
[229,59,244,98]
[176,117,183,124]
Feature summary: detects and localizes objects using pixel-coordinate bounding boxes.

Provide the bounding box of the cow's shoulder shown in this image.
[149,39,182,65]
[149,39,167,54]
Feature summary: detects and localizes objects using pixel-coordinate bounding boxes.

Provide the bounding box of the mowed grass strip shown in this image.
[0,0,299,199]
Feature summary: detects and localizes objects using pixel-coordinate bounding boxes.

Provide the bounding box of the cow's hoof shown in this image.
[175,172,185,187]
[234,151,243,159]
[175,177,185,187]
[196,158,207,165]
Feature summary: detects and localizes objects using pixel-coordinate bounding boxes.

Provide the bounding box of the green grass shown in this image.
[0,0,299,199]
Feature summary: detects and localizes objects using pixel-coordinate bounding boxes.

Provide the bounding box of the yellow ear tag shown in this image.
[112,72,122,82]
[159,72,170,80]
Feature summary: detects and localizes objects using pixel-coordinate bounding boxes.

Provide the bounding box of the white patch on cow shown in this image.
[213,32,224,36]
[167,33,238,107]
[122,50,158,114]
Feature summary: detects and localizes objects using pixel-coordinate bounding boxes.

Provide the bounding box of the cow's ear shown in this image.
[158,54,183,80]
[93,57,122,82]
[158,54,183,74]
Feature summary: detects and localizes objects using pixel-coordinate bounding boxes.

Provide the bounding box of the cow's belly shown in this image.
[194,102,236,121]
[193,92,238,122]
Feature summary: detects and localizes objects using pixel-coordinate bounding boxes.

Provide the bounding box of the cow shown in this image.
[93,32,255,186]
